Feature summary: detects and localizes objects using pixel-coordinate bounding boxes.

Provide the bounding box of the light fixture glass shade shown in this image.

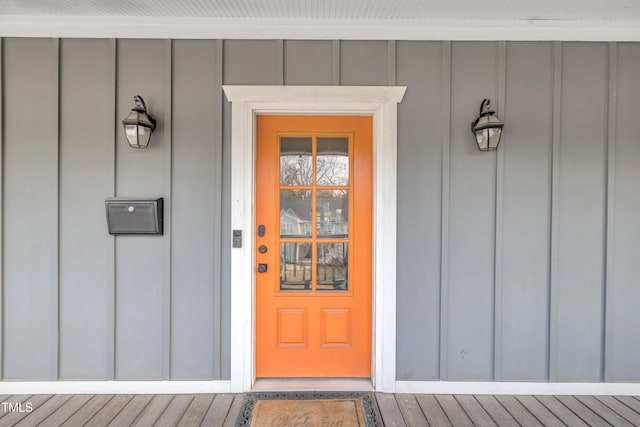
[122,96,156,149]
[471,99,504,151]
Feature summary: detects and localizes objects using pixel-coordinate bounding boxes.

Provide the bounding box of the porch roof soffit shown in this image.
[1,0,640,41]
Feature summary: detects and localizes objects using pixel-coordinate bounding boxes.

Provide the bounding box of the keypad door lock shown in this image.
[232,230,242,248]
[258,263,268,273]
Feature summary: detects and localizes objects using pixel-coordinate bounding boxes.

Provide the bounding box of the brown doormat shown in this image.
[236,392,382,427]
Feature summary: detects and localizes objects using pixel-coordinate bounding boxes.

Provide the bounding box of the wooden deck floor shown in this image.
[0,393,638,426]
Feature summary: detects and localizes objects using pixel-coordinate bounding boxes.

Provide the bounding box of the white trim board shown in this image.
[222,85,406,393]
[1,380,637,395]
[396,381,640,396]
[0,381,231,395]
[2,16,640,41]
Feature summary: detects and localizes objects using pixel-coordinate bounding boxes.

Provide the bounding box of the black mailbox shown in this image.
[105,198,163,235]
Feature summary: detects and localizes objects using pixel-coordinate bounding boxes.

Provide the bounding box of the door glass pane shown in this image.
[280,190,312,237]
[280,242,312,291]
[316,190,349,238]
[316,243,348,291]
[280,137,313,186]
[316,137,349,186]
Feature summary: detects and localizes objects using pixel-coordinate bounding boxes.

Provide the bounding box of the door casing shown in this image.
[223,85,406,393]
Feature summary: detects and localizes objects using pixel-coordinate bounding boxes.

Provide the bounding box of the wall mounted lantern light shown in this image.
[122,95,156,149]
[471,99,504,151]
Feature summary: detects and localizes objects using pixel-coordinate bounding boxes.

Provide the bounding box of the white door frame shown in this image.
[223,85,406,393]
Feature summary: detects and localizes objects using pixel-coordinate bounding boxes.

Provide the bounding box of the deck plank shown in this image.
[455,395,497,426]
[555,395,612,426]
[474,395,518,426]
[599,397,640,421]
[495,395,543,426]
[3,393,638,426]
[38,394,93,426]
[575,396,634,427]
[0,395,54,426]
[0,395,33,420]
[202,393,235,427]
[85,394,135,427]
[222,394,246,427]
[155,394,195,427]
[62,395,114,426]
[177,394,215,427]
[131,394,174,427]
[615,396,640,414]
[415,394,451,426]
[435,395,473,426]
[107,394,154,426]
[515,395,564,427]
[376,393,407,427]
[14,394,72,427]
[395,394,428,426]
[595,396,640,426]
[535,395,589,426]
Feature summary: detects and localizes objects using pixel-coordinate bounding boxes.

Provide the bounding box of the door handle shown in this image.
[258,263,268,273]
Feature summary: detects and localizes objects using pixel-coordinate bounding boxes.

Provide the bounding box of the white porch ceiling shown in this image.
[2,0,639,21]
[1,0,639,40]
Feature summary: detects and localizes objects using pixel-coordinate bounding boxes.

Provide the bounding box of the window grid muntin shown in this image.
[278,132,352,294]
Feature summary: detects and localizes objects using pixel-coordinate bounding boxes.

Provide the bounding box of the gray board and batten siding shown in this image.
[0,38,638,383]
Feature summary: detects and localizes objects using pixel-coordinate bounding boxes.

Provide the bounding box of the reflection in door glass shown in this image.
[280,190,312,237]
[316,137,349,186]
[280,242,312,291]
[280,137,313,186]
[316,190,349,238]
[316,243,348,291]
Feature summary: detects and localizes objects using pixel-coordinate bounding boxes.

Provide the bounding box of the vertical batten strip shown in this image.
[213,39,223,379]
[548,41,563,382]
[276,40,284,85]
[604,41,617,382]
[493,41,507,381]
[439,40,452,381]
[387,41,396,85]
[332,40,340,85]
[53,38,61,380]
[163,39,173,380]
[107,38,117,380]
[0,37,3,381]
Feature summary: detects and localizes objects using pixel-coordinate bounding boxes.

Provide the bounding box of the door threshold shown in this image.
[253,378,374,392]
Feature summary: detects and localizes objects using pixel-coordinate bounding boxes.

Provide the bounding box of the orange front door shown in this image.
[256,115,372,378]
